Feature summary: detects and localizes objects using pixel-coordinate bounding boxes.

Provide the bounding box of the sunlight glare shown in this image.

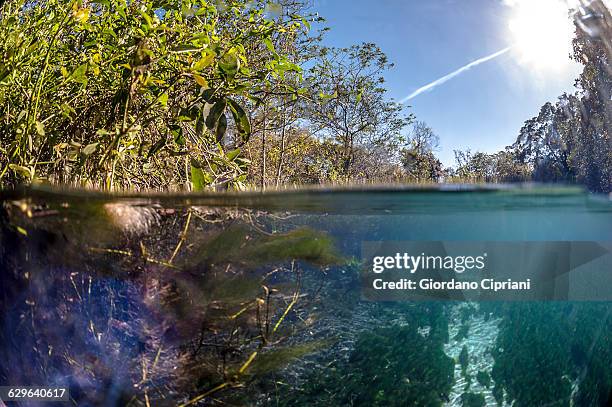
[507,0,578,73]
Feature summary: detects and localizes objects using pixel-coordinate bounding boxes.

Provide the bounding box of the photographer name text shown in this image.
[370,252,531,292]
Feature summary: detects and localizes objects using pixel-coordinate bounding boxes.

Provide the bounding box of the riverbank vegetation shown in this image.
[0,0,610,192]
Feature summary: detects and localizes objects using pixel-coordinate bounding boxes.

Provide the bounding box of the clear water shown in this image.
[0,186,611,406]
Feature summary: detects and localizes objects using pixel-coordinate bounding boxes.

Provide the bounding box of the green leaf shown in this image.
[171,125,185,146]
[356,88,363,103]
[172,44,201,53]
[158,92,168,107]
[60,103,76,118]
[82,143,99,156]
[147,137,166,158]
[96,128,112,136]
[227,99,251,143]
[193,74,208,88]
[264,38,275,53]
[215,113,227,142]
[205,99,227,130]
[91,0,110,7]
[194,51,216,71]
[226,148,241,161]
[190,165,205,191]
[70,64,88,84]
[138,9,153,27]
[190,159,212,190]
[9,164,32,178]
[35,121,45,136]
[264,3,282,16]
[201,88,216,102]
[218,51,239,79]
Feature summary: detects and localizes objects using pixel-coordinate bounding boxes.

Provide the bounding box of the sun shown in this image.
[507,0,578,73]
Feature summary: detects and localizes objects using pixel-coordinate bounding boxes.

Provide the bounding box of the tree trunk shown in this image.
[342,133,352,179]
[260,104,267,190]
[275,111,286,187]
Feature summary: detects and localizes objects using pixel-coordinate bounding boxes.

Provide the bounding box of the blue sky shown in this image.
[313,0,582,166]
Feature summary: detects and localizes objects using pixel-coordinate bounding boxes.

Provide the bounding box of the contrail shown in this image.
[400,47,512,103]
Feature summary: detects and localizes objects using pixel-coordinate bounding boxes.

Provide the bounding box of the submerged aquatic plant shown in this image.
[280,321,455,407]
[489,302,612,407]
[460,391,485,407]
[0,196,346,405]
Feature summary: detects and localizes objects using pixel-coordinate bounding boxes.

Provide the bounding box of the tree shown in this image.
[400,121,443,182]
[565,0,611,192]
[497,0,611,192]
[451,147,533,184]
[492,148,531,182]
[452,150,496,182]
[305,43,412,180]
[240,0,324,188]
[512,102,575,184]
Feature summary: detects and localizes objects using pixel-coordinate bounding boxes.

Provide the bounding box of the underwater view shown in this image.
[1,186,611,406]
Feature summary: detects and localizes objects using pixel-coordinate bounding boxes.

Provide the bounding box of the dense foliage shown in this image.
[0,0,308,189]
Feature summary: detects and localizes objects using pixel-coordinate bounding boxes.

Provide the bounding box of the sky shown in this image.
[312,0,583,166]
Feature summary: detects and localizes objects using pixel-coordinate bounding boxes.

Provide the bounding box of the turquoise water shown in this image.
[0,186,611,406]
